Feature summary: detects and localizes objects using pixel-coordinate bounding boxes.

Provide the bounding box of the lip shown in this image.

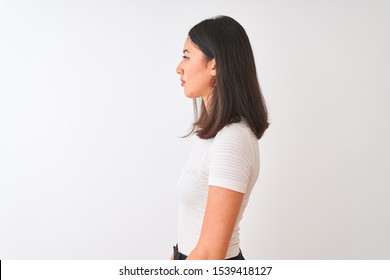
[180,79,185,87]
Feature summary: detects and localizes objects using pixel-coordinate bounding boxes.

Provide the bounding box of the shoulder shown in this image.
[214,120,258,146]
[208,120,259,193]
[210,120,259,162]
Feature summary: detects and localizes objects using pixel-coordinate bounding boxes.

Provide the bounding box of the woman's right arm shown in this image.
[186,185,244,260]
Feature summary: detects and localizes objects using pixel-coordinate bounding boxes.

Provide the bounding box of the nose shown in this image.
[176,61,183,75]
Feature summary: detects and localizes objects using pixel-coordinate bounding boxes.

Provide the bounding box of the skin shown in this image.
[176,37,216,109]
[173,37,245,260]
[186,186,244,260]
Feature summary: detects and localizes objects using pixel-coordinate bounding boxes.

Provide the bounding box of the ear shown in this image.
[209,58,217,77]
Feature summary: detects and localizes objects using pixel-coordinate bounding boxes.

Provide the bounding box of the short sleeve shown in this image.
[208,124,255,193]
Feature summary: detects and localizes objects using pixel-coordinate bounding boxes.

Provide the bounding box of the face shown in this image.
[176,37,216,105]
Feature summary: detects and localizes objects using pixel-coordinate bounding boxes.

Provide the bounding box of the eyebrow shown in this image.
[183,49,190,54]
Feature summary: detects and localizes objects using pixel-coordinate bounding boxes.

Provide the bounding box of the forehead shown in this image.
[183,36,199,53]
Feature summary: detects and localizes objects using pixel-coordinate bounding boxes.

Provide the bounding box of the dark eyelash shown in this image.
[182,55,189,60]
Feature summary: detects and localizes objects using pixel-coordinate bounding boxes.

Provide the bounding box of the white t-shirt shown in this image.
[177,120,260,258]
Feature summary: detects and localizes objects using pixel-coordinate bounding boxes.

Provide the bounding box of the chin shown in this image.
[184,91,194,99]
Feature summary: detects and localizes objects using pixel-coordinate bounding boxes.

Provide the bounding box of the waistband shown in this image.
[173,244,188,260]
[173,244,245,260]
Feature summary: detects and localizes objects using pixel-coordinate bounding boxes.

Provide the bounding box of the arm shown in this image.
[186,185,244,260]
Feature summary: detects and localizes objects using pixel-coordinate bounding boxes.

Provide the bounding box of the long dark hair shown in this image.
[186,15,269,140]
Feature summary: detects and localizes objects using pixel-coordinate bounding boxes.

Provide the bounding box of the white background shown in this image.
[0,0,389,259]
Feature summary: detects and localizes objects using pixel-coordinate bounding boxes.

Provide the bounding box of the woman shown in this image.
[173,15,269,260]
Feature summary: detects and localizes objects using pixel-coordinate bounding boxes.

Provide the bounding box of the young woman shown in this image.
[173,15,269,260]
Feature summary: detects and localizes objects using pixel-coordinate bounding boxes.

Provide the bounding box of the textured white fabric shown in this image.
[177,120,260,258]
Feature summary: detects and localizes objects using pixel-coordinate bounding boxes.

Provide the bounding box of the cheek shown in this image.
[185,67,201,87]
[183,63,211,97]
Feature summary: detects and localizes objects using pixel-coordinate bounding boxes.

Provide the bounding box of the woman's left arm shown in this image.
[186,185,244,260]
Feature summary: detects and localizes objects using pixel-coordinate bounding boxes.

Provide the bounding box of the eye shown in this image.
[182,55,189,60]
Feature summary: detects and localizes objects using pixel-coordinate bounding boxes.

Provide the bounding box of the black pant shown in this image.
[173,244,245,260]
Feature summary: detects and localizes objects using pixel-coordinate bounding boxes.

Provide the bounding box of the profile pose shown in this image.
[173,15,269,260]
